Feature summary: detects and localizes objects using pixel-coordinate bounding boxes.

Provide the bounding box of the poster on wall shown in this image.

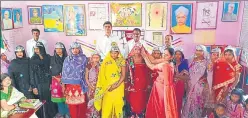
[64,4,87,36]
[1,8,13,30]
[12,8,23,29]
[170,3,193,34]
[27,6,42,25]
[43,5,63,32]
[145,2,167,30]
[110,3,142,27]
[88,3,109,30]
[195,2,218,29]
[221,1,240,22]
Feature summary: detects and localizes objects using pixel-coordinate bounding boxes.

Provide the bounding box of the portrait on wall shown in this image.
[28,6,43,25]
[12,8,23,28]
[1,8,13,30]
[222,1,240,22]
[145,2,167,30]
[43,5,63,32]
[195,2,218,29]
[110,3,142,27]
[171,3,192,34]
[64,4,87,36]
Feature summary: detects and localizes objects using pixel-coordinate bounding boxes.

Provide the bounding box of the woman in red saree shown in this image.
[212,46,242,103]
[126,43,150,117]
[142,47,178,118]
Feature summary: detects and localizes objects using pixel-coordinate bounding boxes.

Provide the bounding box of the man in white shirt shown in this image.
[26,29,48,58]
[164,34,174,48]
[2,10,13,29]
[125,28,149,58]
[95,21,126,59]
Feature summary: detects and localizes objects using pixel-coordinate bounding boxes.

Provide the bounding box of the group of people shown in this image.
[0,21,246,118]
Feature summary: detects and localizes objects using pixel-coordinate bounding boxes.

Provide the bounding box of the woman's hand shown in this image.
[108,81,120,92]
[89,84,95,91]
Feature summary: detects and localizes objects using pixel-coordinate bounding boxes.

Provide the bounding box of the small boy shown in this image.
[208,103,228,118]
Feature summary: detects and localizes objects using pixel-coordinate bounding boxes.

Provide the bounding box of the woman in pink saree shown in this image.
[182,45,209,118]
[141,47,178,118]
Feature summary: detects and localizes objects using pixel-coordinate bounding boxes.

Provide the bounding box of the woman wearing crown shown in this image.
[212,46,242,103]
[94,42,126,118]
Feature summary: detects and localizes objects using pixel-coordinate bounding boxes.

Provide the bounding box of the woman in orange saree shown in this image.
[212,46,242,103]
[142,47,178,118]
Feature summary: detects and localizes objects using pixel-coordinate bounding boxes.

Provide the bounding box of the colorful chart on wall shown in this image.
[27,6,42,25]
[12,8,23,29]
[145,3,167,30]
[196,2,218,29]
[110,3,142,27]
[1,8,13,30]
[64,4,87,36]
[88,3,109,30]
[43,5,63,32]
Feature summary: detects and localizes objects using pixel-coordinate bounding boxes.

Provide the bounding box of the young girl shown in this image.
[142,47,178,118]
[225,88,244,118]
[208,103,228,118]
[94,42,126,118]
[50,42,69,118]
[61,42,88,118]
[85,52,101,118]
[8,45,34,99]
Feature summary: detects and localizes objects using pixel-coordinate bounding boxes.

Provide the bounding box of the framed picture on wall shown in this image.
[110,3,142,27]
[64,4,87,36]
[170,3,193,34]
[221,1,240,22]
[27,6,43,25]
[145,2,167,30]
[195,2,218,29]
[1,8,13,30]
[42,5,63,32]
[12,8,23,29]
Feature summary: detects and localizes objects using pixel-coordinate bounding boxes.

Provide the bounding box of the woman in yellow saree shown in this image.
[94,42,126,118]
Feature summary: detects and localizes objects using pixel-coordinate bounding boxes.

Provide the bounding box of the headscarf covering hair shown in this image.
[53,42,67,66]
[15,45,27,58]
[33,41,47,56]
[211,47,221,54]
[230,88,244,104]
[110,42,120,52]
[195,45,209,60]
[128,42,142,58]
[152,46,161,52]
[87,51,101,70]
[224,45,237,62]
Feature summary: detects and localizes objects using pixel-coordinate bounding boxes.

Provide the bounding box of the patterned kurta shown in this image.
[225,98,244,118]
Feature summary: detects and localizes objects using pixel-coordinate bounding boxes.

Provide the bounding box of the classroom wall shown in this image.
[1,1,245,59]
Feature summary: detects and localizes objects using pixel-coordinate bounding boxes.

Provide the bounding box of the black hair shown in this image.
[175,50,185,60]
[103,21,112,27]
[245,98,248,104]
[230,88,244,104]
[0,73,10,90]
[213,103,226,118]
[31,28,40,33]
[133,28,141,33]
[165,48,175,56]
[224,49,234,56]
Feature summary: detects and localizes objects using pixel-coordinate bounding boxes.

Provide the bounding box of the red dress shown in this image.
[145,63,178,118]
[213,60,241,102]
[127,63,150,115]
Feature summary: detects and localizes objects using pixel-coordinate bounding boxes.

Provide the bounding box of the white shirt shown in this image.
[14,21,22,28]
[3,19,13,29]
[95,34,126,59]
[125,39,150,58]
[26,38,48,58]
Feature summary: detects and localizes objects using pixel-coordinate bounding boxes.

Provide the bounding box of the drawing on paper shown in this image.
[13,8,23,29]
[64,4,87,36]
[196,2,218,29]
[88,3,109,30]
[28,6,42,25]
[222,1,240,22]
[1,8,13,30]
[43,5,63,32]
[110,3,142,27]
[171,3,192,34]
[146,3,167,30]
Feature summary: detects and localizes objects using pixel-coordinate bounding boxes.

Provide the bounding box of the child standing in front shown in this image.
[208,103,228,118]
[85,52,101,118]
